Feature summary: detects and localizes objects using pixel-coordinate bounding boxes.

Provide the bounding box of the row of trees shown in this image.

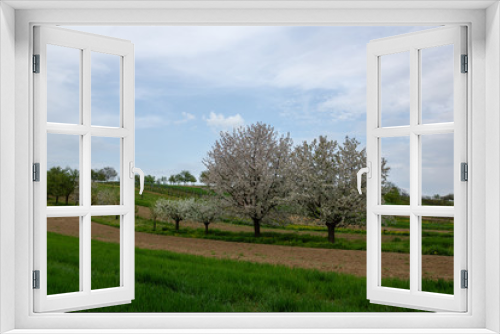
[168,170,196,185]
[202,122,390,243]
[48,166,119,205]
[150,198,220,234]
[141,170,198,186]
[383,181,454,206]
[91,167,118,182]
[47,167,79,205]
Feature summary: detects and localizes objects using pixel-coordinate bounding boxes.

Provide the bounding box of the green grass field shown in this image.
[46,181,456,312]
[46,232,455,312]
[47,232,121,294]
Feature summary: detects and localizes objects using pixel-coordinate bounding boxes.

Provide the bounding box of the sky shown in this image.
[47,25,455,197]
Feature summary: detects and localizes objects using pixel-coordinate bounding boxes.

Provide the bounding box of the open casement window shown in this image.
[33,26,137,312]
[365,26,467,312]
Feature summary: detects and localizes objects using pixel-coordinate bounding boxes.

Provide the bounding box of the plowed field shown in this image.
[48,217,452,280]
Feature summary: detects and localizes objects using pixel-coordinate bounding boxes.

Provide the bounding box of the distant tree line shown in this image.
[168,170,197,185]
[91,167,118,182]
[47,167,79,205]
[139,170,198,186]
[48,166,118,205]
[383,181,453,206]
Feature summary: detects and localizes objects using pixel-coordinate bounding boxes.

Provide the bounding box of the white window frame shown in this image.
[366,26,468,312]
[33,25,136,313]
[1,2,499,333]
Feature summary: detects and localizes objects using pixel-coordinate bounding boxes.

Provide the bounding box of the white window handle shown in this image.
[129,161,145,195]
[357,162,371,195]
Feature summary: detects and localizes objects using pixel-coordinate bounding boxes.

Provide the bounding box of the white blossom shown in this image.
[203,122,293,237]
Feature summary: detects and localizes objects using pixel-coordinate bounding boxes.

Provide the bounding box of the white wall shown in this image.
[0,2,16,333]
[4,4,495,332]
[486,2,500,333]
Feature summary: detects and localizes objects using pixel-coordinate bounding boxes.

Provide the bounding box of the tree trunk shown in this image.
[252,218,261,237]
[204,222,209,235]
[175,220,180,231]
[65,194,70,205]
[326,223,336,243]
[153,218,157,231]
[55,196,59,204]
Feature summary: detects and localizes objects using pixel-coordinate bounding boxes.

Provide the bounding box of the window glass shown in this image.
[421,133,454,206]
[380,215,410,290]
[91,215,121,290]
[91,137,121,206]
[381,137,410,205]
[421,216,454,295]
[47,45,81,124]
[380,51,410,127]
[47,216,81,295]
[91,52,121,127]
[421,45,454,124]
[47,133,80,206]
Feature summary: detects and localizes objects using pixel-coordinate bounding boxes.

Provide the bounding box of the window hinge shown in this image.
[461,162,468,182]
[461,54,468,73]
[33,163,40,182]
[33,270,40,289]
[461,270,468,289]
[33,54,40,73]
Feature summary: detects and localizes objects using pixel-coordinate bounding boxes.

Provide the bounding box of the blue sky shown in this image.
[48,25,454,197]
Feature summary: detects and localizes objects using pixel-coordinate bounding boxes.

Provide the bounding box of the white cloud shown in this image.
[61,25,454,194]
[136,112,196,129]
[317,86,366,121]
[174,112,196,124]
[66,26,370,91]
[204,112,245,131]
[183,112,195,120]
[136,115,168,129]
[46,45,80,124]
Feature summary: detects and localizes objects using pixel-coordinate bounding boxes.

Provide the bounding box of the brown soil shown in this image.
[47,217,452,280]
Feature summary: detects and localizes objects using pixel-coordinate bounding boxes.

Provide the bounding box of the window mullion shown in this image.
[409,47,420,294]
[82,47,92,294]
[82,214,91,293]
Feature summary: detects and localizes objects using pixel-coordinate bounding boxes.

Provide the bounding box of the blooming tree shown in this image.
[149,205,161,231]
[292,136,388,243]
[96,187,120,219]
[189,199,221,235]
[203,122,293,237]
[156,198,193,230]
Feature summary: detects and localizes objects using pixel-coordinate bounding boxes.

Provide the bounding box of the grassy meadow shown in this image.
[46,232,455,312]
[46,182,455,312]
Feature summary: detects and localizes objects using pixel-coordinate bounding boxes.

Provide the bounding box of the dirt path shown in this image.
[48,217,452,280]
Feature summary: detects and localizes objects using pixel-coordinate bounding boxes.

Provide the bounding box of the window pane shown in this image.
[421,45,454,124]
[91,52,121,127]
[47,133,80,206]
[421,216,454,295]
[47,216,80,295]
[47,44,81,124]
[91,137,121,205]
[380,51,410,127]
[381,137,410,205]
[91,215,121,290]
[381,215,410,290]
[421,133,454,206]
